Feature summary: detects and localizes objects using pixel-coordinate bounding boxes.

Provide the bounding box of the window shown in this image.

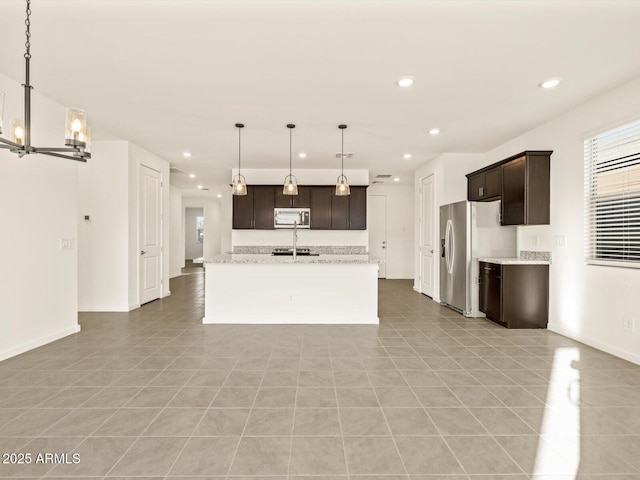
[196,215,204,244]
[585,119,640,266]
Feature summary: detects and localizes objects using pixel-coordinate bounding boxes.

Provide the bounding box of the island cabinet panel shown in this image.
[253,186,275,229]
[331,194,350,230]
[349,186,367,229]
[232,187,255,229]
[310,187,332,230]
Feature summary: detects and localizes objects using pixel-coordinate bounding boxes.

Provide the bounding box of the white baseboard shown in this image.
[549,323,640,366]
[0,325,81,362]
[79,305,131,312]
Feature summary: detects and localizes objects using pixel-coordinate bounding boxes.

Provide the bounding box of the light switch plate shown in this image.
[60,238,74,250]
[554,235,566,247]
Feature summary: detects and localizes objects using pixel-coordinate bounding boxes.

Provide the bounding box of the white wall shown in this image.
[368,184,414,279]
[482,76,640,365]
[235,168,369,185]
[413,153,485,300]
[0,73,80,360]
[170,186,185,277]
[185,208,204,259]
[78,141,130,311]
[78,140,170,311]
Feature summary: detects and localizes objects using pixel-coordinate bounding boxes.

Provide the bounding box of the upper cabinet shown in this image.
[233,185,367,230]
[466,150,552,226]
[232,186,255,229]
[468,166,501,201]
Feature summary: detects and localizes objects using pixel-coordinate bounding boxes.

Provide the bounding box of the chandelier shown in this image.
[0,0,91,162]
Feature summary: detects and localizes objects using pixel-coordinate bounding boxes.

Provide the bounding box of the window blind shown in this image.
[584,119,640,265]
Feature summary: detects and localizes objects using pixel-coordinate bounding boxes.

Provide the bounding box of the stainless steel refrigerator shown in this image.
[440,201,516,317]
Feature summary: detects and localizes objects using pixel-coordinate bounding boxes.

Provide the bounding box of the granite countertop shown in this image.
[478,257,551,265]
[206,254,382,265]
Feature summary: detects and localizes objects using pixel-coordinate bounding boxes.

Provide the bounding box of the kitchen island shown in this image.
[203,254,380,324]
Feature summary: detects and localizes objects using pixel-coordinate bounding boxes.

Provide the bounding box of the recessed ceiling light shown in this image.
[403,153,412,160]
[429,128,440,135]
[396,76,415,87]
[298,152,307,159]
[197,185,203,189]
[217,194,222,198]
[188,173,196,178]
[394,177,400,182]
[539,78,561,89]
[182,151,192,158]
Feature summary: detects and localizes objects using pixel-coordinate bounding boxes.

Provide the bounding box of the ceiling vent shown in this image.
[169,167,185,174]
[372,180,383,184]
[376,174,392,178]
[335,152,354,158]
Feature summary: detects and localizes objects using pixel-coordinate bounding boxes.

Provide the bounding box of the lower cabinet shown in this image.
[479,261,549,329]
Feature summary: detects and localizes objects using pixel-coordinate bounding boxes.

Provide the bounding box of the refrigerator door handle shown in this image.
[445,220,452,273]
[448,219,455,273]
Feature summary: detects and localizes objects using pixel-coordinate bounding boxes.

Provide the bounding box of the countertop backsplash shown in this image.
[519,250,552,262]
[233,245,367,255]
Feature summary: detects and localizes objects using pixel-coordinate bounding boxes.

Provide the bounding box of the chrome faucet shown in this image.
[293,221,298,260]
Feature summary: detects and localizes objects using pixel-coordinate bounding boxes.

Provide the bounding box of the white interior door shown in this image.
[368,195,387,278]
[140,165,162,305]
[420,175,434,297]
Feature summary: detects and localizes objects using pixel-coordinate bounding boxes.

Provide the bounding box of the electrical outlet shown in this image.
[59,238,74,250]
[531,235,540,247]
[623,318,635,333]
[554,235,566,247]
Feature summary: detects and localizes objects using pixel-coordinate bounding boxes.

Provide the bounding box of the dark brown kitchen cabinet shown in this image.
[479,261,549,329]
[467,150,551,225]
[467,167,501,202]
[501,152,551,225]
[274,186,311,208]
[253,186,275,229]
[310,187,332,230]
[293,186,311,208]
[331,194,350,230]
[349,186,367,229]
[232,186,254,229]
[233,185,367,230]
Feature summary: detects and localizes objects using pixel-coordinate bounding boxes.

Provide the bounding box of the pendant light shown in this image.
[232,123,247,196]
[335,124,350,196]
[0,0,91,162]
[283,124,298,195]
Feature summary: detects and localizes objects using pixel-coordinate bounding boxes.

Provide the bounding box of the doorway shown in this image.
[185,207,204,268]
[368,195,387,278]
[419,175,434,297]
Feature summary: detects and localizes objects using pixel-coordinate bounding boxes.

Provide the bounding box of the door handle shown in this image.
[141,250,147,255]
[381,246,386,249]
[430,249,434,253]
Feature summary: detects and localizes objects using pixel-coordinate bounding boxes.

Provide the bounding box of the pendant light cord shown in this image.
[238,126,241,175]
[341,127,345,175]
[289,127,293,176]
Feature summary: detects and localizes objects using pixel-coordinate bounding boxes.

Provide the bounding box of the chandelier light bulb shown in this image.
[12,120,24,144]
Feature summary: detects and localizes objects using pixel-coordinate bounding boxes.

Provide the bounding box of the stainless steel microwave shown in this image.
[274,208,310,229]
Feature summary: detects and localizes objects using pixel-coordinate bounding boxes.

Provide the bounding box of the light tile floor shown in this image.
[1,275,640,479]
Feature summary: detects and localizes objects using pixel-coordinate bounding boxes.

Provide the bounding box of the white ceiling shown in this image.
[1,1,640,190]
